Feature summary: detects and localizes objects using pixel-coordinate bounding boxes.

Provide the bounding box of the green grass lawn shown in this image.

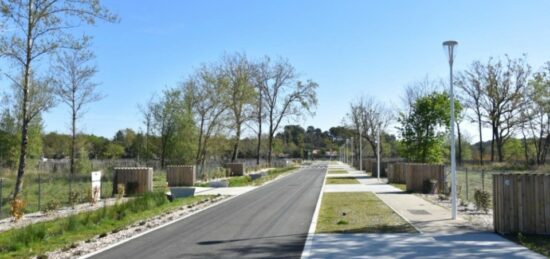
[327,170,347,174]
[0,192,214,258]
[325,177,360,184]
[506,233,550,257]
[316,192,416,233]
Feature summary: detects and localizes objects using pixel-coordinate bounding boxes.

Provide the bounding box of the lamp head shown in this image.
[442,40,458,64]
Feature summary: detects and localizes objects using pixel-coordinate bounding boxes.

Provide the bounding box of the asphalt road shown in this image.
[91,163,327,259]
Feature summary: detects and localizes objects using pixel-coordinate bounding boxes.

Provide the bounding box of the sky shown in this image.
[15,0,550,139]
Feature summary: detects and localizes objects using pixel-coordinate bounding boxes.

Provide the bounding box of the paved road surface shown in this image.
[91,164,326,259]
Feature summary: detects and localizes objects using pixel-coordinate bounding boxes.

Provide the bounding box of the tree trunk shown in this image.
[13,3,33,199]
[267,132,273,166]
[457,121,462,166]
[477,116,484,166]
[256,90,262,166]
[70,112,76,176]
[14,119,29,199]
[491,122,497,162]
[521,129,529,164]
[231,125,241,162]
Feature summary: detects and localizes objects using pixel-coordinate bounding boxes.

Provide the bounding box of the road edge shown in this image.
[300,164,328,258]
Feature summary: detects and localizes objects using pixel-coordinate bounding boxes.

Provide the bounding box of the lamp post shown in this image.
[443,40,458,220]
[377,122,381,182]
[359,125,363,172]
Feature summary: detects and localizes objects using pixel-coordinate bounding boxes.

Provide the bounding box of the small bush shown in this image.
[69,191,80,208]
[44,200,60,213]
[10,198,25,221]
[116,184,125,200]
[474,189,490,213]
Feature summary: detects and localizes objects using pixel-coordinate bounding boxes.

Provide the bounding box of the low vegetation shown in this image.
[229,167,297,187]
[0,169,169,219]
[390,183,407,192]
[0,192,213,258]
[195,167,297,188]
[327,170,347,174]
[325,177,360,184]
[316,192,416,233]
[507,233,550,258]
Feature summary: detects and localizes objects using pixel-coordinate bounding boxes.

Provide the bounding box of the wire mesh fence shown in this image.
[0,158,290,219]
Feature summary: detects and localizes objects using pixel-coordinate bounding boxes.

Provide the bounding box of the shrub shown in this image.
[474,189,490,213]
[116,184,125,200]
[69,191,80,208]
[44,200,60,213]
[10,198,25,221]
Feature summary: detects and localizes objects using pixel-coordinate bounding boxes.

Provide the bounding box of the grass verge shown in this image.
[194,167,297,187]
[506,233,550,257]
[0,192,214,258]
[390,183,407,192]
[326,177,360,184]
[316,192,416,233]
[229,167,297,187]
[327,170,347,174]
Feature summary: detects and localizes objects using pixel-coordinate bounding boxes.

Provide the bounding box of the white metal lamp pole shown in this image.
[443,40,458,220]
[377,122,380,182]
[359,125,363,172]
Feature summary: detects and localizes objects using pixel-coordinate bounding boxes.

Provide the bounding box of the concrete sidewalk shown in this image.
[306,232,543,259]
[303,163,545,258]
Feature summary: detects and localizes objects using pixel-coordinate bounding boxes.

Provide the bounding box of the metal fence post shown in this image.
[38,173,41,212]
[465,168,469,201]
[481,169,485,191]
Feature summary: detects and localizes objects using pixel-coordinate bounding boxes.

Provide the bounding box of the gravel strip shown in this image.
[417,193,493,231]
[42,195,227,259]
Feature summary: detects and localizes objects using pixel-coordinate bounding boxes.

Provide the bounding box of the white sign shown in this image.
[91,171,102,203]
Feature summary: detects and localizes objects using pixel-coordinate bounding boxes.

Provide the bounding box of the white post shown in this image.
[351,137,354,168]
[377,124,380,181]
[450,55,457,220]
[443,40,458,220]
[359,127,363,172]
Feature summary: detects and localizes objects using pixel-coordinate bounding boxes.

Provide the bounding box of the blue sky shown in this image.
[35,0,550,139]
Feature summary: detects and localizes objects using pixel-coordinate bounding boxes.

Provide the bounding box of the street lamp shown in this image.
[359,124,363,172]
[443,40,458,220]
[376,122,381,182]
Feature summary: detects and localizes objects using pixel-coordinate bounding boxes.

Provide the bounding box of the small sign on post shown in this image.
[91,171,102,204]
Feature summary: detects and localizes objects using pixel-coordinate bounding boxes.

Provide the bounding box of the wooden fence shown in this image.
[387,163,407,184]
[493,173,550,235]
[166,165,196,186]
[403,163,445,193]
[225,163,245,176]
[113,167,153,196]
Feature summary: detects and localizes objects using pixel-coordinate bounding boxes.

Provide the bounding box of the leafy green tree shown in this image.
[102,143,125,159]
[398,92,462,163]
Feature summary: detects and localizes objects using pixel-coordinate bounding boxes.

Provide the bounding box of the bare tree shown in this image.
[259,58,318,165]
[347,96,391,163]
[0,0,116,198]
[457,61,486,165]
[526,62,550,165]
[480,56,531,162]
[52,46,102,189]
